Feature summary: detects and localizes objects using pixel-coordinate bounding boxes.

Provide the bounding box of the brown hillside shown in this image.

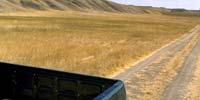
[0,0,169,14]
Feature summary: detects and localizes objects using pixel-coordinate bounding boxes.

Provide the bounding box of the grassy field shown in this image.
[0,12,197,77]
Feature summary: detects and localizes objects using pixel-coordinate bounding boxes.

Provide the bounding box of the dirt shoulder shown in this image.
[184,55,200,99]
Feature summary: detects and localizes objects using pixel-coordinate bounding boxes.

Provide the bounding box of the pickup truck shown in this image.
[0,62,127,100]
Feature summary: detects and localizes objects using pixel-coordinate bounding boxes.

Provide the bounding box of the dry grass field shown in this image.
[0,12,197,76]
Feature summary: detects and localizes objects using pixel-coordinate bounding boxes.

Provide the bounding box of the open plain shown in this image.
[0,0,200,100]
[0,12,197,77]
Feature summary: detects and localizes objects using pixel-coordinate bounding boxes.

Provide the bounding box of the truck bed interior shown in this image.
[0,62,126,100]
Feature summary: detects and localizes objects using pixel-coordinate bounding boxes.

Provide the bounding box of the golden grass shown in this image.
[185,55,200,99]
[0,12,197,76]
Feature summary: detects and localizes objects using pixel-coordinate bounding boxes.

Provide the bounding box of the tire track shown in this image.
[112,25,200,100]
[162,38,200,100]
[114,25,200,80]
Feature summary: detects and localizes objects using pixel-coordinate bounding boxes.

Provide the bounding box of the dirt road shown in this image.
[114,25,200,100]
[162,38,200,100]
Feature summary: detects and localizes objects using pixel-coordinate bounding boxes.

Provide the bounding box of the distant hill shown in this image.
[0,0,170,14]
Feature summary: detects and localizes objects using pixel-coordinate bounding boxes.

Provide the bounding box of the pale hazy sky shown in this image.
[110,0,200,10]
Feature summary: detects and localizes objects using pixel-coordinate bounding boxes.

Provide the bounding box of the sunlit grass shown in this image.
[0,12,197,76]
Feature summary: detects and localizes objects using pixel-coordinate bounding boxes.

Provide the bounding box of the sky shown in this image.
[110,0,200,10]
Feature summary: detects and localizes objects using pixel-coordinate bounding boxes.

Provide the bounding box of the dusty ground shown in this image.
[185,55,200,100]
[162,34,200,100]
[114,25,200,100]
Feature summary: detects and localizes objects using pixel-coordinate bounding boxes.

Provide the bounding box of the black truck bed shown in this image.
[0,62,126,100]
